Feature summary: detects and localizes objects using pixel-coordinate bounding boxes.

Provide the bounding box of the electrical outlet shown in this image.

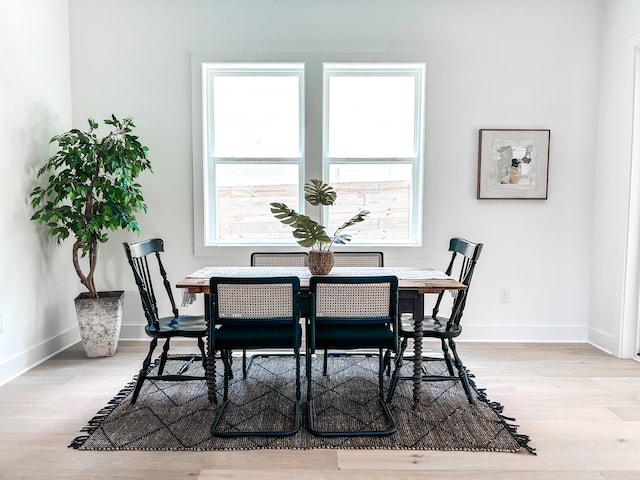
[499,289,511,303]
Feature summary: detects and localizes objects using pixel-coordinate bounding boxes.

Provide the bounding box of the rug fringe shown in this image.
[67,362,153,449]
[70,356,536,454]
[468,373,536,455]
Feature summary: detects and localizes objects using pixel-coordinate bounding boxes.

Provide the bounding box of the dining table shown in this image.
[176,266,466,410]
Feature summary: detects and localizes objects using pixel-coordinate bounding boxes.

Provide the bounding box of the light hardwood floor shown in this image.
[1,341,639,480]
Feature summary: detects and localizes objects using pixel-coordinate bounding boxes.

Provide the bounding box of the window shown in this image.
[197,58,425,248]
[202,63,304,244]
[323,63,425,243]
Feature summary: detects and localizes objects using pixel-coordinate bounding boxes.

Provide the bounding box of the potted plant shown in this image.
[270,179,369,274]
[29,115,152,357]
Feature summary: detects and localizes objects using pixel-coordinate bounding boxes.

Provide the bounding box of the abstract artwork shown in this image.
[477,129,550,199]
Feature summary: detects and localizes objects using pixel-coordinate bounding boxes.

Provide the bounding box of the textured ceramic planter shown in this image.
[308,251,335,275]
[74,291,124,358]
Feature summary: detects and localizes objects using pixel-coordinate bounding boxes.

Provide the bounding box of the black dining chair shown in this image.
[306,275,398,437]
[322,251,385,375]
[250,251,309,267]
[209,276,302,437]
[386,237,483,404]
[123,238,207,404]
[332,251,384,268]
[240,251,308,378]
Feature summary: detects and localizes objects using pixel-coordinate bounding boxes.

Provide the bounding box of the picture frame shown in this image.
[477,129,550,199]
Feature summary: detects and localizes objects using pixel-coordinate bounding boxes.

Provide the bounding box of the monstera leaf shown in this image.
[304,179,336,206]
[332,210,370,245]
[270,179,369,251]
[292,217,332,249]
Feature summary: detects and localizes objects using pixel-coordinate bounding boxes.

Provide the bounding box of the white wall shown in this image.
[65,0,602,343]
[590,0,640,356]
[0,0,79,385]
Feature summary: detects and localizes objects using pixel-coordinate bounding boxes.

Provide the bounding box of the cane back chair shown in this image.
[250,252,309,267]
[332,251,384,268]
[322,251,385,375]
[307,275,398,436]
[240,252,308,377]
[209,276,302,437]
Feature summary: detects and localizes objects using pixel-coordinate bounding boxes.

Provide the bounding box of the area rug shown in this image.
[69,354,535,454]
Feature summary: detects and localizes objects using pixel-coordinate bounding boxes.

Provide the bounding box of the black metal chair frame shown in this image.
[387,237,483,405]
[306,275,398,437]
[123,238,207,404]
[250,251,309,267]
[209,276,302,437]
[332,251,384,268]
[322,251,386,376]
[241,252,308,378]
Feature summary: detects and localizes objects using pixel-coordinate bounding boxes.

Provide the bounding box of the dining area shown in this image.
[7,1,640,477]
[113,237,496,446]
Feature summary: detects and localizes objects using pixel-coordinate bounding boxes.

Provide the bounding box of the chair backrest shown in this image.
[308,276,399,348]
[123,238,178,330]
[210,276,301,328]
[437,237,483,329]
[250,252,309,267]
[332,251,384,267]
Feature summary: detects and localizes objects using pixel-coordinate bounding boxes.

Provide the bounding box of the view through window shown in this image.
[200,60,425,246]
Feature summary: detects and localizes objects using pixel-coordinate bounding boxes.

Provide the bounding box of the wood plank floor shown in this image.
[1,341,639,480]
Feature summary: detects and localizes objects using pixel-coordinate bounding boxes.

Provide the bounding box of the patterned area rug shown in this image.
[69,354,534,453]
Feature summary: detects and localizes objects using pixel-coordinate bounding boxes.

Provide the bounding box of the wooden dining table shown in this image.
[177,266,466,410]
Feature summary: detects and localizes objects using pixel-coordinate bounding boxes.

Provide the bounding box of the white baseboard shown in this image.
[0,327,80,387]
[460,324,589,342]
[120,323,148,340]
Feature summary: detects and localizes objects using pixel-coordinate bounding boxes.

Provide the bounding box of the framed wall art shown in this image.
[477,129,550,199]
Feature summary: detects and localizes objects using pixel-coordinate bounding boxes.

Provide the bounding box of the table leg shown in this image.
[411,294,425,411]
[204,292,217,403]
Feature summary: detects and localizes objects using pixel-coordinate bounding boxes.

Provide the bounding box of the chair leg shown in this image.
[295,347,302,403]
[440,337,456,376]
[305,346,313,402]
[131,338,158,404]
[378,348,384,400]
[221,350,232,402]
[386,336,408,403]
[323,350,329,376]
[206,351,217,404]
[242,349,248,379]
[307,352,396,437]
[384,349,391,376]
[448,338,475,404]
[158,338,171,375]
[197,336,207,369]
[211,348,302,437]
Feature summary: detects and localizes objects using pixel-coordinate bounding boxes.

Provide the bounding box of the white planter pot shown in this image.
[74,291,124,358]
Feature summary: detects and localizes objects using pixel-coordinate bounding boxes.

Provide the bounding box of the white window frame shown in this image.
[201,62,305,246]
[322,62,425,245]
[192,53,426,256]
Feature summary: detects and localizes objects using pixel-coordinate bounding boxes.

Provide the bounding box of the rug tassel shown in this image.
[467,372,537,455]
[68,360,161,449]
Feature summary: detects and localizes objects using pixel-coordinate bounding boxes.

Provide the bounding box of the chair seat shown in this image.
[398,315,462,338]
[215,324,302,350]
[315,323,395,350]
[146,314,207,336]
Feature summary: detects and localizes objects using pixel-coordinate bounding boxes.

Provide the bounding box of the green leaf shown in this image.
[27,114,153,293]
[304,179,336,206]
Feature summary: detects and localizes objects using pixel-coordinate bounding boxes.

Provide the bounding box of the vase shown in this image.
[308,251,335,275]
[74,290,124,358]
